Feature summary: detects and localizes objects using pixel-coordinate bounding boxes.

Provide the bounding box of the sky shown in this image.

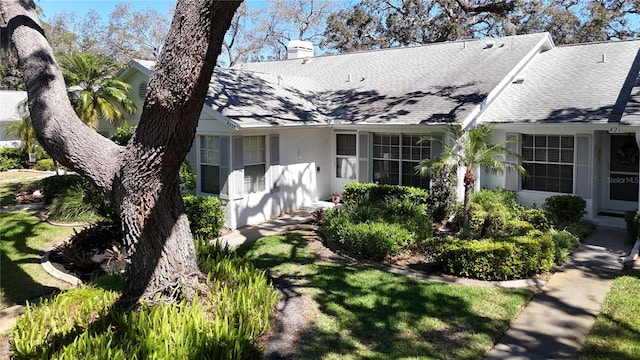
[36,0,269,20]
[38,1,177,19]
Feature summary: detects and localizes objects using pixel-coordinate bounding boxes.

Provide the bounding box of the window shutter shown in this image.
[232,136,243,170]
[575,134,592,198]
[504,133,519,191]
[219,136,230,197]
[358,132,370,182]
[270,134,279,165]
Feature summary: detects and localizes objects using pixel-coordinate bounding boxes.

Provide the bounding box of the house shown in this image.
[0,89,27,148]
[114,32,640,229]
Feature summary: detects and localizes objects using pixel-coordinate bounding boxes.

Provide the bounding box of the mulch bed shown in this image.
[48,223,127,282]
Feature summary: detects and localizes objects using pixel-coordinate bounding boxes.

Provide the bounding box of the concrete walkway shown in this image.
[486,226,634,359]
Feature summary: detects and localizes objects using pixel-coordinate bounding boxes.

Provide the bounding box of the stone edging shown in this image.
[41,249,83,287]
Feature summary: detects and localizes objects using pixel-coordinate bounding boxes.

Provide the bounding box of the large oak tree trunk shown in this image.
[0,0,242,304]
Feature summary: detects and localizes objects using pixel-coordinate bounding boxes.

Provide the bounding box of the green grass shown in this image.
[237,232,533,359]
[0,210,76,309]
[0,171,48,207]
[580,270,640,359]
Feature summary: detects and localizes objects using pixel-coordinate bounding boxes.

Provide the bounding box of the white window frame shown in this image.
[521,134,575,194]
[243,135,266,194]
[199,135,221,195]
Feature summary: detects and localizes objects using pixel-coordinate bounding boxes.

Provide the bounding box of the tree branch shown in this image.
[0,0,122,194]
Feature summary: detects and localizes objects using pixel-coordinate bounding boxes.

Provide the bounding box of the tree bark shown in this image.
[0,0,242,304]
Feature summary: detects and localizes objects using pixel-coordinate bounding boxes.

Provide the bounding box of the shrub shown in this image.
[182,194,225,239]
[110,126,136,146]
[12,241,279,360]
[505,219,535,236]
[452,188,523,238]
[543,195,586,224]
[48,186,104,222]
[41,175,87,204]
[34,158,55,171]
[0,147,25,171]
[42,175,115,221]
[520,208,550,231]
[434,232,555,280]
[625,211,640,240]
[180,160,196,192]
[341,182,429,206]
[558,220,596,241]
[324,211,413,261]
[549,229,580,264]
[427,163,457,223]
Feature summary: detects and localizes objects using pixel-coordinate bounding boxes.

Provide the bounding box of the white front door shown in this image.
[602,133,639,212]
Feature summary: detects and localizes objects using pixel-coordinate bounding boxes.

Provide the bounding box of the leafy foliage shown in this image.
[543,195,587,224]
[434,231,555,281]
[41,175,115,221]
[182,194,226,240]
[0,147,24,171]
[110,125,136,145]
[324,183,431,261]
[34,158,55,171]
[59,51,135,128]
[11,240,279,359]
[427,163,457,223]
[625,211,640,240]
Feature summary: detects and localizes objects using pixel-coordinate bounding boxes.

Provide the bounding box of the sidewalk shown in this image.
[485,226,634,359]
[217,201,334,247]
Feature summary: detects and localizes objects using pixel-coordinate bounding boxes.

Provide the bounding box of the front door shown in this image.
[603,133,639,212]
[334,133,357,195]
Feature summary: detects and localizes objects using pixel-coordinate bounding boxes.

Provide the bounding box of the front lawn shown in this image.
[237,231,533,359]
[580,270,640,359]
[0,210,75,308]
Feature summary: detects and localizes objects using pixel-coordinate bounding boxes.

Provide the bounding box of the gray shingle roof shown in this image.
[236,33,551,127]
[479,39,640,125]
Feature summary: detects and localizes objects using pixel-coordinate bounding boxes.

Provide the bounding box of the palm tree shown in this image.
[416,124,525,235]
[5,100,37,153]
[59,52,135,129]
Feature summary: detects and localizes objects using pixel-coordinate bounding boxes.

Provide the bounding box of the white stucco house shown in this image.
[111,32,640,229]
[0,89,27,148]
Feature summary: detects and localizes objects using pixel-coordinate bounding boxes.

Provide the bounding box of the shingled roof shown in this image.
[479,39,640,125]
[129,33,555,129]
[236,33,552,127]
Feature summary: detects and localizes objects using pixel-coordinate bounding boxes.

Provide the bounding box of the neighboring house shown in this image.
[115,32,640,229]
[0,90,27,148]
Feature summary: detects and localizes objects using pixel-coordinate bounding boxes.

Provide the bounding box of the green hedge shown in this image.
[34,158,55,171]
[324,213,413,261]
[182,194,225,240]
[324,183,432,261]
[0,147,25,171]
[434,232,555,281]
[341,182,429,206]
[544,195,586,224]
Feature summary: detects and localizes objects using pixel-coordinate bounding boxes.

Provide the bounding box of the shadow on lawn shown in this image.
[237,231,531,359]
[0,211,60,306]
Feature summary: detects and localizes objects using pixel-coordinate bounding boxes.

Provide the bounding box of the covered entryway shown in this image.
[601,133,639,213]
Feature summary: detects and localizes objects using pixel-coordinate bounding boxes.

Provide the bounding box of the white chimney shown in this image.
[287,40,314,60]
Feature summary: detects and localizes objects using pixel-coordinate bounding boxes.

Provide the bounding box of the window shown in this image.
[373,133,430,188]
[200,135,220,194]
[244,136,265,193]
[522,135,574,193]
[336,134,356,179]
